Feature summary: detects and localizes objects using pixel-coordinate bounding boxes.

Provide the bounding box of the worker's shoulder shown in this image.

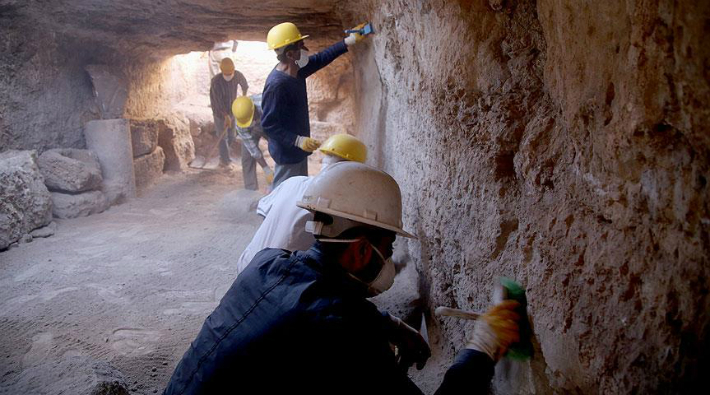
[252,247,291,263]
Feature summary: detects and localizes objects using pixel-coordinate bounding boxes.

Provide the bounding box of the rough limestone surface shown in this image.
[84,119,136,205]
[0,150,52,250]
[85,64,129,119]
[159,115,195,172]
[30,221,58,239]
[51,191,109,219]
[8,355,129,395]
[134,146,166,191]
[129,120,160,158]
[342,0,709,393]
[37,148,102,193]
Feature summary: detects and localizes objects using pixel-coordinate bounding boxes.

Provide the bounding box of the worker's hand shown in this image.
[387,315,431,371]
[224,115,232,128]
[465,300,520,361]
[344,23,368,46]
[295,136,321,152]
[263,166,274,185]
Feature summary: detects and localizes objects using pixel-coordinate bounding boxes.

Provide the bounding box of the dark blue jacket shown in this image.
[163,245,494,394]
[261,41,348,165]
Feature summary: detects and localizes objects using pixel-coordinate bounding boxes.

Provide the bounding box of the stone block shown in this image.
[129,120,159,157]
[84,119,136,205]
[0,150,53,250]
[51,190,109,219]
[30,221,57,238]
[134,146,165,191]
[159,115,195,171]
[37,148,102,193]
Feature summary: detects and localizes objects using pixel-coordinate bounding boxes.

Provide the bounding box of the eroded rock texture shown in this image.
[341,0,709,392]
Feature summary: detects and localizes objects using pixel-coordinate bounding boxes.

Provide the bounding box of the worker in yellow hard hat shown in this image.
[231,95,274,189]
[210,57,249,169]
[261,21,370,187]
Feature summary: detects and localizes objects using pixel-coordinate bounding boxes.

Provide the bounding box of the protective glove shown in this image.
[466,300,520,361]
[224,115,232,128]
[295,136,321,152]
[263,165,274,185]
[344,23,368,46]
[386,314,431,371]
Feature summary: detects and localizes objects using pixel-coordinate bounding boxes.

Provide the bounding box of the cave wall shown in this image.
[340,0,709,393]
[0,4,98,152]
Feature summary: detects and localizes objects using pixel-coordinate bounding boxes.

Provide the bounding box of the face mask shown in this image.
[364,244,396,296]
[318,238,396,296]
[295,49,310,68]
[223,73,234,81]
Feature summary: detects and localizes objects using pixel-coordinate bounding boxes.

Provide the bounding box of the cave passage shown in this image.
[1,1,708,394]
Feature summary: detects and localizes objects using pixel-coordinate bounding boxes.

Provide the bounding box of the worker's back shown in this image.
[164,247,423,395]
[235,175,314,274]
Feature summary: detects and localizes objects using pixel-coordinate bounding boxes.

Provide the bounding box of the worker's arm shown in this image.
[298,41,348,79]
[236,70,249,96]
[434,350,495,395]
[261,87,298,148]
[236,127,263,160]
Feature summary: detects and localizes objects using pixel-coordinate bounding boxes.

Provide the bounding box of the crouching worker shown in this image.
[163,162,521,395]
[232,95,274,190]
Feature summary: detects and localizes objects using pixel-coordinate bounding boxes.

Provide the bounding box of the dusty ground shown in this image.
[0,169,266,394]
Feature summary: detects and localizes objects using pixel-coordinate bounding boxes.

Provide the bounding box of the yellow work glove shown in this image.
[465,300,520,361]
[295,136,321,152]
[345,23,368,46]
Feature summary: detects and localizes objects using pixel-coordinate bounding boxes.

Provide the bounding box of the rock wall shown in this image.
[340,0,709,393]
[0,5,98,152]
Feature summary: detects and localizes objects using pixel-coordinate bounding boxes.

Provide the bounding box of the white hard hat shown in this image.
[297,162,415,238]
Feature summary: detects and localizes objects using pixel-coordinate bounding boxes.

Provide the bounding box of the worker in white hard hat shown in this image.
[164,162,522,394]
[210,57,249,169]
[235,133,367,273]
[232,95,274,189]
[261,21,369,188]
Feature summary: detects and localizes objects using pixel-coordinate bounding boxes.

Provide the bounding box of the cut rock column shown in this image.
[84,119,137,205]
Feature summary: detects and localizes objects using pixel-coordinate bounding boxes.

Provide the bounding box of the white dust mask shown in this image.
[223,73,234,81]
[296,49,310,68]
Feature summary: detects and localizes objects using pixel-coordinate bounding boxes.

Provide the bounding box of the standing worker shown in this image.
[163,162,521,394]
[210,57,248,169]
[208,40,238,79]
[232,95,274,189]
[261,21,369,187]
[235,133,367,273]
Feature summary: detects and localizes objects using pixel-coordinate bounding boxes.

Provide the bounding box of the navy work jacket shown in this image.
[261,41,348,165]
[163,245,493,394]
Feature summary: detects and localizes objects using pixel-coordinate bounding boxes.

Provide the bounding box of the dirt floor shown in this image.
[0,169,267,394]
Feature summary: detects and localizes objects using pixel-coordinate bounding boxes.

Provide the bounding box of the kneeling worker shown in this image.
[235,133,367,274]
[232,96,274,189]
[164,162,521,394]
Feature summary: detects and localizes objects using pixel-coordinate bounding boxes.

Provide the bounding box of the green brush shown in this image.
[434,277,533,361]
[496,277,533,361]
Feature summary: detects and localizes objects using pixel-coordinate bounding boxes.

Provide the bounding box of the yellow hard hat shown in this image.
[220,58,235,75]
[318,134,367,163]
[232,97,255,128]
[267,22,309,50]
